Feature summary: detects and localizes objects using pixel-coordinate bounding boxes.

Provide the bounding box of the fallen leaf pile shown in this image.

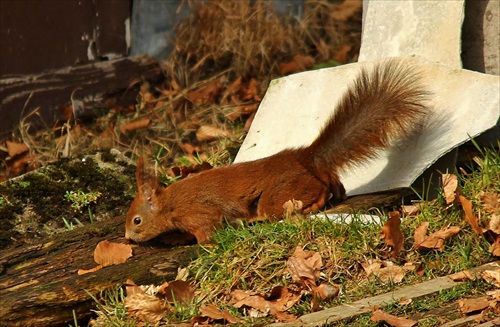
[456,289,500,322]
[110,245,341,325]
[221,77,262,127]
[198,245,341,323]
[441,173,500,257]
[124,279,195,325]
[287,246,340,311]
[378,173,500,264]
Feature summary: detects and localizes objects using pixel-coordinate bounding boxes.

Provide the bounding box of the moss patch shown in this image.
[0,150,136,249]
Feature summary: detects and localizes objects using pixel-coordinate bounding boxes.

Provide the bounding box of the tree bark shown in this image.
[0,216,197,327]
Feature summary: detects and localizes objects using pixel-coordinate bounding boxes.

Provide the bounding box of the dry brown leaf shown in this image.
[187,79,223,106]
[415,263,425,276]
[60,105,74,120]
[120,118,151,134]
[226,103,259,121]
[414,223,460,252]
[77,265,103,275]
[283,199,303,215]
[197,304,241,324]
[78,241,132,275]
[361,261,383,276]
[94,240,133,267]
[158,280,194,304]
[487,289,500,301]
[332,44,353,64]
[287,246,322,287]
[171,161,213,179]
[267,286,303,312]
[488,236,500,257]
[442,174,458,205]
[424,226,461,251]
[240,78,260,101]
[239,102,260,114]
[458,298,490,314]
[480,192,500,214]
[196,125,233,142]
[313,283,340,301]
[331,0,363,21]
[244,112,256,131]
[279,54,315,75]
[6,140,29,158]
[459,195,484,234]
[373,266,406,284]
[381,211,404,258]
[401,262,417,272]
[231,287,301,315]
[125,292,168,324]
[481,269,500,287]
[371,309,417,327]
[487,214,500,234]
[6,151,38,177]
[230,290,261,306]
[401,204,420,216]
[448,270,476,282]
[413,222,429,248]
[222,77,243,100]
[179,142,205,155]
[124,279,142,296]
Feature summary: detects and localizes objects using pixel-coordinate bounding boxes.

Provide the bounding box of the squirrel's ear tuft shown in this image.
[139,182,159,210]
[135,156,159,190]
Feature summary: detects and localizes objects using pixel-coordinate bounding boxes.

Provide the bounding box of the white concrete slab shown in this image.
[359,0,465,68]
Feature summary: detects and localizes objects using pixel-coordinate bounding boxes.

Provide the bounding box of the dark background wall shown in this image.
[0,0,130,76]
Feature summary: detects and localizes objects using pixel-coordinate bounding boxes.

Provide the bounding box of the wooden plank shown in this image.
[440,313,481,327]
[267,261,500,327]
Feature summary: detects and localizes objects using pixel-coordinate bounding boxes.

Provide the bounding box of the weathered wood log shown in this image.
[0,55,164,135]
[0,216,197,327]
[329,189,416,213]
[268,261,500,327]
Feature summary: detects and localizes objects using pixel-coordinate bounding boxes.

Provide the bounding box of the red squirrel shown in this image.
[125,60,429,243]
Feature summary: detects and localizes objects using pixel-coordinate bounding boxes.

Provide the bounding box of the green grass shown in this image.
[89,145,499,326]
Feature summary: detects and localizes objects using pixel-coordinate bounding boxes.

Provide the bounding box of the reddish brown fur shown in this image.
[125,60,429,243]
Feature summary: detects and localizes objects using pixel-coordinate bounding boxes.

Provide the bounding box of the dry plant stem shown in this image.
[3,0,362,176]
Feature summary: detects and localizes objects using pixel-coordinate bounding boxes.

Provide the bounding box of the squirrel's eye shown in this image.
[133,217,142,225]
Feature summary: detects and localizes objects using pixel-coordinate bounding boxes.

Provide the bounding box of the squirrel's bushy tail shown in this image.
[303,60,429,185]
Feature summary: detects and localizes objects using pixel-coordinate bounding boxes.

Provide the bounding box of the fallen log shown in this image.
[0,217,197,327]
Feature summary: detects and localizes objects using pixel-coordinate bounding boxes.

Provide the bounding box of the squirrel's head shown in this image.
[125,157,172,242]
